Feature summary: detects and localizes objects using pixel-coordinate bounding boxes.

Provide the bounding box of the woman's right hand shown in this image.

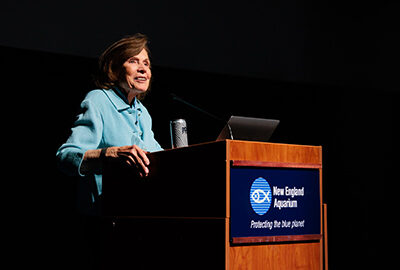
[80,145,150,177]
[104,145,150,177]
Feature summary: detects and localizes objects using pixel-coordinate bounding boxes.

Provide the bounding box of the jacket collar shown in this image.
[104,88,139,111]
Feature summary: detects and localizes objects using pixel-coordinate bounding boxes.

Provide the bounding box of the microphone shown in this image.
[170,93,224,122]
[169,93,233,140]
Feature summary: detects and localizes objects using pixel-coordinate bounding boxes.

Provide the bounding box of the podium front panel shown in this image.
[230,164,321,244]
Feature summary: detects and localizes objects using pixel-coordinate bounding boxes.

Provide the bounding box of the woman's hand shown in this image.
[105,145,150,177]
[80,145,150,177]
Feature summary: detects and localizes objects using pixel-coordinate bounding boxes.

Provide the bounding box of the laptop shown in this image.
[216,116,279,142]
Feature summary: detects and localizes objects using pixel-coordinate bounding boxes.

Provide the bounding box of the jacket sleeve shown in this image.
[56,98,103,176]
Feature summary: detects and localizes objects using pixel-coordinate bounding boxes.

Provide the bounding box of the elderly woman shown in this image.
[56,34,162,213]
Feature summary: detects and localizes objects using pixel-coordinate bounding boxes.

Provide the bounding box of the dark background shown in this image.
[2,1,398,269]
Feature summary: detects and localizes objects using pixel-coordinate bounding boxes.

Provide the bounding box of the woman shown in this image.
[56,33,162,213]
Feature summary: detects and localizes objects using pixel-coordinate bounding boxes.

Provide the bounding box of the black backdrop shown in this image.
[1,1,399,269]
[1,1,399,89]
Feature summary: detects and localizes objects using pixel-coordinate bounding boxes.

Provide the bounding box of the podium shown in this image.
[102,140,327,269]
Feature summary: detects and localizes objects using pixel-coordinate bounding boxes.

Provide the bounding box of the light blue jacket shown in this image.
[56,88,162,213]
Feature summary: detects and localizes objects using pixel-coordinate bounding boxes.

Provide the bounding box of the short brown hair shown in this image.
[95,33,151,100]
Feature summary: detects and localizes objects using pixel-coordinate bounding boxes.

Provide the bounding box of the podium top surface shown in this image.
[154,140,322,167]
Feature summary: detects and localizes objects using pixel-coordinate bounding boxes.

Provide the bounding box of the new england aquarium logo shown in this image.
[250,177,272,215]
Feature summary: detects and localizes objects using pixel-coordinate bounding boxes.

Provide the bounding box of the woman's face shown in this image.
[120,48,152,93]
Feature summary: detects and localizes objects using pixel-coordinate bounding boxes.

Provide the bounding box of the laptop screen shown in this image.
[216,116,279,142]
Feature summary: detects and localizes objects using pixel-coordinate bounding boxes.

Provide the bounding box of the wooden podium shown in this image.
[102,140,327,269]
